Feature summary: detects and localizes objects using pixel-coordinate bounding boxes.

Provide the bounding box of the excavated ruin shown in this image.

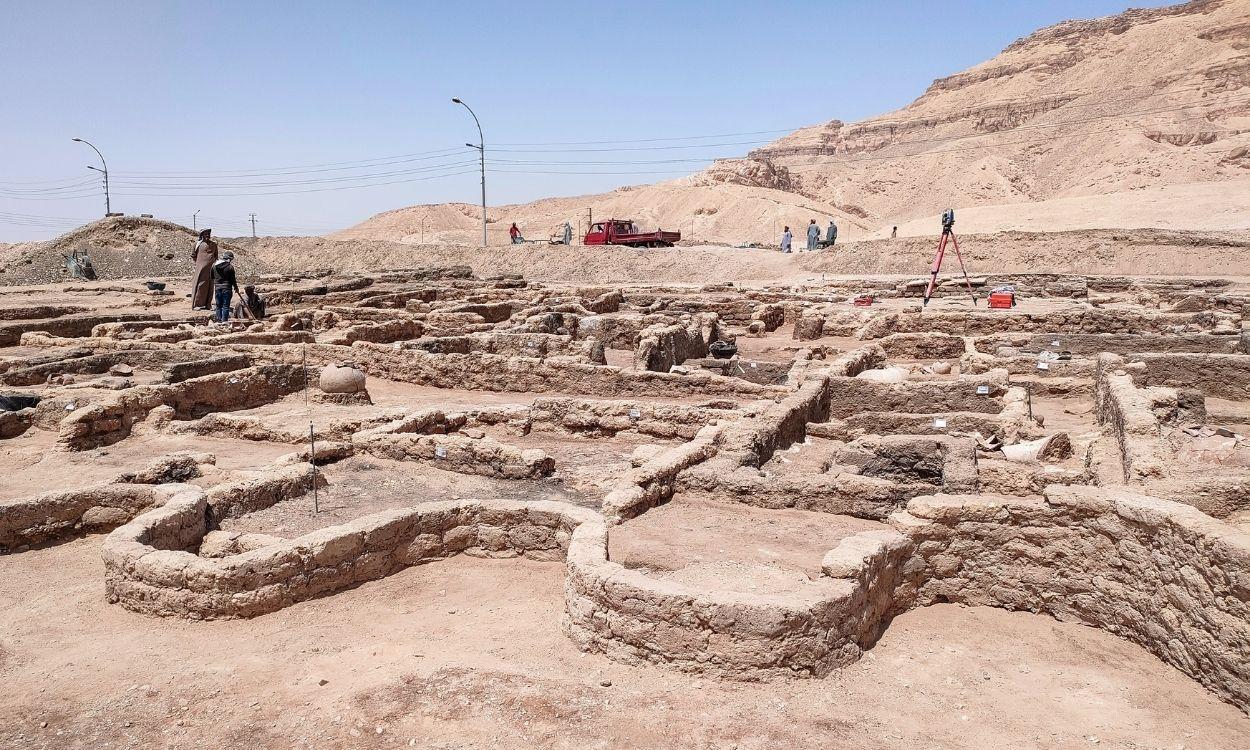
[1,263,1247,732]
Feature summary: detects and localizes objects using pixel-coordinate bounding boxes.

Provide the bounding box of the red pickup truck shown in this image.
[584,219,680,247]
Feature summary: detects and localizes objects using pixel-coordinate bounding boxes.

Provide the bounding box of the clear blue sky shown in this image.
[0,0,1173,241]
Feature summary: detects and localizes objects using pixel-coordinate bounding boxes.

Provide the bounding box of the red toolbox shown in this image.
[988,292,1015,309]
[852,294,874,307]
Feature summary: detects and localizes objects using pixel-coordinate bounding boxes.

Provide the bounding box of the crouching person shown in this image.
[211,250,242,323]
[233,284,267,320]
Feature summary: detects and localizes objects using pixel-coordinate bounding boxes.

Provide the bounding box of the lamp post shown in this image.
[72,138,110,216]
[193,209,200,232]
[451,98,487,247]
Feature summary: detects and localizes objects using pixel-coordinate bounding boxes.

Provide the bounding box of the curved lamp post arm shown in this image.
[72,138,110,215]
[452,98,487,247]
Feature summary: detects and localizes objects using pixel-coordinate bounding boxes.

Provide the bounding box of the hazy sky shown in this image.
[0,0,1173,241]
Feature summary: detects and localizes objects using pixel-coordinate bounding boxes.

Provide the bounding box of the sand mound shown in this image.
[0,216,252,286]
[235,227,1250,284]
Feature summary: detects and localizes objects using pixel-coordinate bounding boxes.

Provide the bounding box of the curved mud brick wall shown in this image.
[0,407,34,438]
[893,486,1250,714]
[563,521,914,679]
[568,485,1250,713]
[0,453,212,551]
[2,485,168,552]
[104,490,597,619]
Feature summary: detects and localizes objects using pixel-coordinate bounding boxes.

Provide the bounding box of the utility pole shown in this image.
[249,213,257,238]
[193,209,200,232]
[71,138,110,216]
[452,98,488,247]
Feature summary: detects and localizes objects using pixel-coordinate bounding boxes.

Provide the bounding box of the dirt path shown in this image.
[2,536,1246,749]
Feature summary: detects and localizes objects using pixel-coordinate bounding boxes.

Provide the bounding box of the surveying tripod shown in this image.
[922,208,976,306]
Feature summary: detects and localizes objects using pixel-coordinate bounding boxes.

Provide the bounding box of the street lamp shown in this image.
[451,98,487,247]
[193,209,200,232]
[71,138,110,216]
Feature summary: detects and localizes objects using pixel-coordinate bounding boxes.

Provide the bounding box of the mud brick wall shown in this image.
[678,467,931,520]
[528,397,743,440]
[320,318,424,346]
[336,342,784,399]
[874,332,968,360]
[56,364,306,450]
[854,309,1239,340]
[563,522,912,679]
[206,462,326,521]
[163,354,252,383]
[600,427,721,524]
[405,332,605,364]
[1120,353,1250,400]
[0,484,161,552]
[826,376,1010,419]
[576,312,683,349]
[1095,360,1201,482]
[353,432,555,480]
[0,312,160,347]
[104,492,596,619]
[634,318,716,372]
[895,487,1250,713]
[972,332,1245,356]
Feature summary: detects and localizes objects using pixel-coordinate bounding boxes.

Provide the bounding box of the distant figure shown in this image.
[211,250,242,323]
[561,222,573,245]
[509,223,524,244]
[806,219,820,251]
[232,284,267,320]
[826,219,838,246]
[190,228,217,310]
[781,226,793,254]
[891,226,898,239]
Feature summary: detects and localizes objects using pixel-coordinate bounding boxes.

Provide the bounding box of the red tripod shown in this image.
[922,215,976,306]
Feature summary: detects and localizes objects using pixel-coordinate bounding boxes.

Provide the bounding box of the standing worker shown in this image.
[806,219,820,251]
[561,221,572,246]
[190,228,217,311]
[211,250,242,323]
[781,226,793,254]
[891,226,898,239]
[509,222,524,244]
[826,219,838,247]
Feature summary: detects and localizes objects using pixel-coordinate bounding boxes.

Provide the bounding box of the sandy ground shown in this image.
[2,535,1247,750]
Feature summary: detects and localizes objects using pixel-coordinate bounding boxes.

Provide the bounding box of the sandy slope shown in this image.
[241,228,1250,284]
[339,0,1250,247]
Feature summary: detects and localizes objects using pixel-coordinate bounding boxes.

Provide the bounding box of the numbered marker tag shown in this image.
[434,446,447,459]
[229,377,239,384]
[750,362,758,368]
[1050,339,1061,347]
[976,385,990,395]
[1037,361,1050,371]
[628,409,641,419]
[64,402,77,411]
[933,418,948,429]
[393,342,402,350]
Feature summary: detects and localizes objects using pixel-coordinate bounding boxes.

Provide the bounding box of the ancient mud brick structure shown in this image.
[1,268,1246,716]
